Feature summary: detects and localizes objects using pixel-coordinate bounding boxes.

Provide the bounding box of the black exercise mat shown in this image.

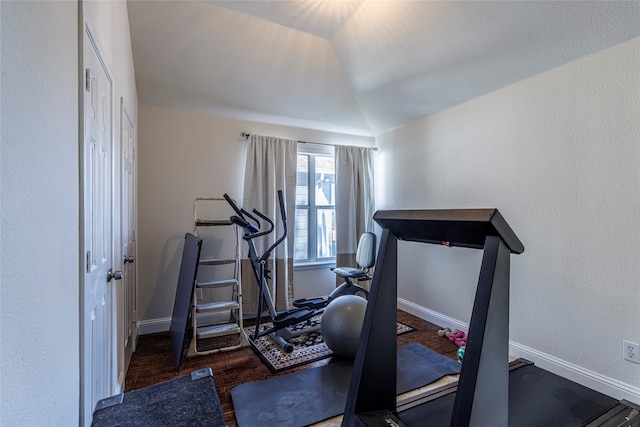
[231,342,460,427]
[397,363,620,426]
[92,368,226,427]
[397,342,461,392]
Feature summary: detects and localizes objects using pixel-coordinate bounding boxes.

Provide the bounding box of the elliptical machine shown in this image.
[223,191,318,353]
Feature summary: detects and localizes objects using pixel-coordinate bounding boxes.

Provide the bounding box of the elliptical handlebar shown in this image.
[223,193,262,235]
[259,190,287,262]
[240,208,261,230]
[223,193,243,217]
[278,189,286,221]
[249,209,274,239]
[222,191,287,252]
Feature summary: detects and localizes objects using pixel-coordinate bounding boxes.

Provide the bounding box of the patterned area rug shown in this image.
[244,316,415,373]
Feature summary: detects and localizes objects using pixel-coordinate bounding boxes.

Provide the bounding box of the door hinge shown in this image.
[86,250,92,272]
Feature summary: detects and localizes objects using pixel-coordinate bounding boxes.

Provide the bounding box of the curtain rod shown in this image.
[240,132,376,150]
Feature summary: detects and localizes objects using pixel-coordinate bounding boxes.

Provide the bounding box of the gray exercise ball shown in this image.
[321,295,367,358]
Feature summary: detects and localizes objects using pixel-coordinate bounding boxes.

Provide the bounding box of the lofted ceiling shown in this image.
[127,1,640,137]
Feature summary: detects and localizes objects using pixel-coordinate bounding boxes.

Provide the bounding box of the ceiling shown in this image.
[127,1,640,137]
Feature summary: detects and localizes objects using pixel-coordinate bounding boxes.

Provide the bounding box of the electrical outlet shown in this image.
[623,341,640,364]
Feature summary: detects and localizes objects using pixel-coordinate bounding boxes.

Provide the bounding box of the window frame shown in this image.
[294,143,336,267]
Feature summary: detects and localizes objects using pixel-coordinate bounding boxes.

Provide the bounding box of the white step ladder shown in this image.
[187,197,248,356]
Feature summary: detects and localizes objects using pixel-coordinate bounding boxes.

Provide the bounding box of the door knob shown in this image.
[124,255,135,264]
[107,269,123,282]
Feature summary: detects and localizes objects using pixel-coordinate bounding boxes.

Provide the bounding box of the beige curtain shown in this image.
[335,145,376,285]
[242,134,297,314]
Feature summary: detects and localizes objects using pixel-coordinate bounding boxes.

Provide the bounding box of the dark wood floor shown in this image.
[125,310,459,427]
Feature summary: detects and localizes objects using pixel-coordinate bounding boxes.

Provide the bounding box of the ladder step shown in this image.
[199,258,237,266]
[190,204,244,352]
[196,301,240,313]
[197,323,241,339]
[197,279,238,288]
[195,219,233,227]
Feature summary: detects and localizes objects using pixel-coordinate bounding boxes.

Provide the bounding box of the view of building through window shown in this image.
[294,153,335,263]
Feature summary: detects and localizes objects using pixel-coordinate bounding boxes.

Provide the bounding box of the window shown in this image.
[294,145,335,264]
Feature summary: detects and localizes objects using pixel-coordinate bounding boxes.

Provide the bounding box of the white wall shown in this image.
[1,1,79,425]
[0,1,137,425]
[137,105,374,331]
[377,37,640,402]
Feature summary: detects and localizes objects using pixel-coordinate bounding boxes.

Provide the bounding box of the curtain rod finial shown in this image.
[241,132,250,139]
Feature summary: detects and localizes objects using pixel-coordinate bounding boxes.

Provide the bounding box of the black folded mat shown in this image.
[231,342,461,427]
[92,368,227,427]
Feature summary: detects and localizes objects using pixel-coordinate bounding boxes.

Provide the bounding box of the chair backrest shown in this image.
[355,232,376,270]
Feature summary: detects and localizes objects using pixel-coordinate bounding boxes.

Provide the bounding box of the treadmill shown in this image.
[342,209,638,427]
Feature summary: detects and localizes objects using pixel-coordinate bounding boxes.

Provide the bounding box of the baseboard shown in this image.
[398,298,469,332]
[398,298,640,406]
[137,317,171,335]
[137,313,231,336]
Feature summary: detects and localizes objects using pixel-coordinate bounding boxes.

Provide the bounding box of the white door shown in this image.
[81,23,117,426]
[120,100,137,378]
